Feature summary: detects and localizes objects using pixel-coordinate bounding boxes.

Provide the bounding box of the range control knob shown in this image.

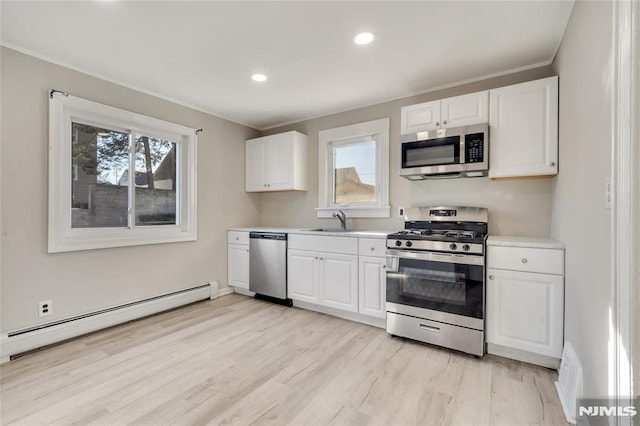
[449,243,458,251]
[462,244,471,252]
[395,240,402,247]
[406,241,413,248]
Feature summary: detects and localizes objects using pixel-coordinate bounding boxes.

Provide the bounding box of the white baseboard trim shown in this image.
[486,342,560,369]
[0,283,212,364]
[231,287,255,297]
[217,286,235,297]
[292,299,386,329]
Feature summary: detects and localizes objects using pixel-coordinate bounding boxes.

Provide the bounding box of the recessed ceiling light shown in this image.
[251,73,268,82]
[353,32,375,45]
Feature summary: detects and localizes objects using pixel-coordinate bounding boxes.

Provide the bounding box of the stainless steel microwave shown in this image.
[399,123,489,180]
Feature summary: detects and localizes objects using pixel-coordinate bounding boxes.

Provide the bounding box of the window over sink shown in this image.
[317,118,390,218]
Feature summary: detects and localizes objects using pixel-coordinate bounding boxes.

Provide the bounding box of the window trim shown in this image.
[48,92,198,253]
[317,117,390,218]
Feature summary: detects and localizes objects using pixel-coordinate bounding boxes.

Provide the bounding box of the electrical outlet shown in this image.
[38,300,52,317]
[398,206,405,218]
[605,177,612,209]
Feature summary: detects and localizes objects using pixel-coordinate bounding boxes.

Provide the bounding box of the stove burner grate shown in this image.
[443,230,477,239]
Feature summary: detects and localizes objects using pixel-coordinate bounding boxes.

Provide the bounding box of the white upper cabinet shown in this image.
[401,100,440,134]
[400,91,488,134]
[489,76,559,178]
[245,131,308,192]
[441,91,489,128]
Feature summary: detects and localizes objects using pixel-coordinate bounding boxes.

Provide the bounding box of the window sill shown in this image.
[315,206,390,219]
[48,227,197,253]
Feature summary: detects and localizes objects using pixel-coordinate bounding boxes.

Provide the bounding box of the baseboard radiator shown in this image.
[555,341,583,424]
[1,282,222,363]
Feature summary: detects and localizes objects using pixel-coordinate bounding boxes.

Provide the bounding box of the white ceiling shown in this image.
[0,1,574,130]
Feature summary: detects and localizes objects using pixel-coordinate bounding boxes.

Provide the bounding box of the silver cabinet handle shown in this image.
[236,237,239,240]
[381,265,386,269]
[246,249,250,253]
[549,162,556,167]
[370,247,375,251]
[489,275,494,280]
[435,121,440,126]
[521,258,528,264]
[419,324,441,333]
[442,120,448,125]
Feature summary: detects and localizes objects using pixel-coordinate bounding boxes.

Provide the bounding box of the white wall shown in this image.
[550,0,613,398]
[0,47,260,333]
[633,0,640,400]
[258,67,556,237]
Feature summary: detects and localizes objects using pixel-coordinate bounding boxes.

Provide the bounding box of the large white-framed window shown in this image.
[48,92,197,253]
[317,118,390,218]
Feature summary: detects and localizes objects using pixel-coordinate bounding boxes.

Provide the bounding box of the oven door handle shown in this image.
[386,248,484,266]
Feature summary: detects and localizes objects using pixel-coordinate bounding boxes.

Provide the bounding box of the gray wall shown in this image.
[550,0,613,398]
[258,66,556,237]
[0,47,260,332]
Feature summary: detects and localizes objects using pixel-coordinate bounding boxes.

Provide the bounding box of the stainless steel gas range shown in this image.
[385,206,488,356]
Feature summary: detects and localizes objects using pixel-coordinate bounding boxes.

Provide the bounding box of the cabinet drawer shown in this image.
[358,238,386,258]
[488,246,563,275]
[228,231,249,245]
[288,234,358,255]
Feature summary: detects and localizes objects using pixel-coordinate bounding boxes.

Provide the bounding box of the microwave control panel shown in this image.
[464,133,485,163]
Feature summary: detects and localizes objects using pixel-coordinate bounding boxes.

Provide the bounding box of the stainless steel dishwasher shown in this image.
[249,232,291,306]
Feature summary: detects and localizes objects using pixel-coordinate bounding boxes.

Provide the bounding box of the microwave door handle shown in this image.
[460,135,465,164]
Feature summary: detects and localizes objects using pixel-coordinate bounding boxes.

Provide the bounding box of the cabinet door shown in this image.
[266,133,295,190]
[441,91,489,128]
[319,253,358,312]
[287,249,318,303]
[489,76,559,178]
[228,244,250,289]
[358,256,386,318]
[486,268,564,358]
[245,138,267,191]
[400,100,441,134]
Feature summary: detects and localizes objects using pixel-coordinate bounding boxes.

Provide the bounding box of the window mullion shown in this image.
[128,131,135,229]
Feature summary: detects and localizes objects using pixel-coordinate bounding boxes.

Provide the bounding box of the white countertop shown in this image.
[228,227,388,239]
[487,235,565,249]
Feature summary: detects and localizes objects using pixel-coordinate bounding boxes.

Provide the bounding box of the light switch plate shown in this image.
[398,207,405,217]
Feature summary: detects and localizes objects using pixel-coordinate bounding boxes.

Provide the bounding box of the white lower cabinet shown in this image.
[287,248,358,311]
[357,237,387,319]
[486,236,565,368]
[319,253,358,312]
[287,234,386,322]
[227,231,250,290]
[287,249,318,303]
[358,256,386,318]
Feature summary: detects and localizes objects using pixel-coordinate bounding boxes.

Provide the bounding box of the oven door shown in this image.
[386,249,484,329]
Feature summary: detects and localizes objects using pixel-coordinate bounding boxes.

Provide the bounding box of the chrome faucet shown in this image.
[332,210,347,230]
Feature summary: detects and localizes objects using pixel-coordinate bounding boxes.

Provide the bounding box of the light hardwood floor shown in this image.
[0,293,569,425]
